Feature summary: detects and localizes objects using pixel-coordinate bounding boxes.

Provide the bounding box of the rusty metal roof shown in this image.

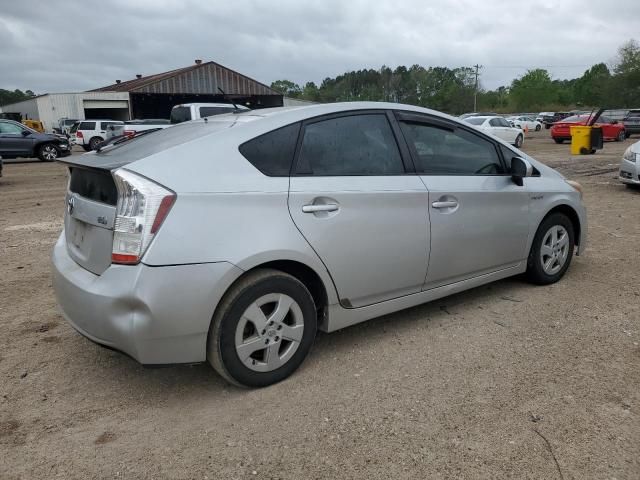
[90,61,280,96]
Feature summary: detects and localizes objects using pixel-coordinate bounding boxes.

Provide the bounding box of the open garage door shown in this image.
[83,99,129,121]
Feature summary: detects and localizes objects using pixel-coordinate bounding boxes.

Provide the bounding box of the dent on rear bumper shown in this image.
[51,233,243,364]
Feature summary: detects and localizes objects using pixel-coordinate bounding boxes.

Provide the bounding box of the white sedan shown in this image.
[507,116,543,131]
[464,116,525,147]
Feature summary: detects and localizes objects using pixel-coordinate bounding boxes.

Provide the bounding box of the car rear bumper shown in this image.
[51,232,243,364]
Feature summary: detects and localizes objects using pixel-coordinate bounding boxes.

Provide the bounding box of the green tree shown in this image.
[509,69,556,110]
[610,39,640,107]
[0,88,35,106]
[270,80,301,97]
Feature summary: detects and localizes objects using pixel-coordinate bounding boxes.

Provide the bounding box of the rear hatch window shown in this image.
[170,107,191,124]
[69,167,117,205]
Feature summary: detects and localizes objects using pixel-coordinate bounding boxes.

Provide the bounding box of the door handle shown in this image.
[302,204,339,213]
[432,201,458,209]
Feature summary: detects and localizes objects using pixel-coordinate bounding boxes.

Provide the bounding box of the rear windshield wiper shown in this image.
[96,128,164,153]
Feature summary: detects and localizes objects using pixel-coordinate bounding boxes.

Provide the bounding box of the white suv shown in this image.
[70,120,124,151]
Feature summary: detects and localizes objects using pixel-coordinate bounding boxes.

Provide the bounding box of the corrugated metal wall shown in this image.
[135,63,274,96]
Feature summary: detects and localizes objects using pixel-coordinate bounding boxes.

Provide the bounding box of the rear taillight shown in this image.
[76,131,83,138]
[111,169,175,265]
[123,130,135,139]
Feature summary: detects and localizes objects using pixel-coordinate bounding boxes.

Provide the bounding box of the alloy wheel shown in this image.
[540,225,570,275]
[42,145,58,160]
[234,293,304,372]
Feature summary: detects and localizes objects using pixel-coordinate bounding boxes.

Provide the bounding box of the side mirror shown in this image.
[511,156,533,186]
[21,130,30,137]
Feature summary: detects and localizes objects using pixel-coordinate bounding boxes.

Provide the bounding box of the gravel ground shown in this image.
[1,134,639,479]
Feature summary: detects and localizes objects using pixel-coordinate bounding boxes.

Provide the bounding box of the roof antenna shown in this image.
[218,87,239,110]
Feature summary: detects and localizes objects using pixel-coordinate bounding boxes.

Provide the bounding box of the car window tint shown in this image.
[79,122,96,130]
[170,107,191,124]
[0,122,23,134]
[101,122,117,130]
[400,122,504,175]
[489,118,501,127]
[200,106,234,117]
[239,122,300,176]
[297,114,404,176]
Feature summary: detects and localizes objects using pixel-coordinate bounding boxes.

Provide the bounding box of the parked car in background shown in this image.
[464,115,524,147]
[52,102,587,387]
[70,120,125,151]
[0,119,71,161]
[54,118,79,136]
[619,140,640,187]
[536,112,552,122]
[459,112,498,120]
[105,119,171,141]
[170,103,250,124]
[622,109,640,138]
[550,114,626,144]
[507,116,542,131]
[542,112,571,129]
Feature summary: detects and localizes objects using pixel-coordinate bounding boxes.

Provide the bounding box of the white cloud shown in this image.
[0,0,637,93]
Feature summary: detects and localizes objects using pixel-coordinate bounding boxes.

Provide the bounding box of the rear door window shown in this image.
[239,123,301,176]
[400,122,504,175]
[78,122,96,130]
[295,114,404,176]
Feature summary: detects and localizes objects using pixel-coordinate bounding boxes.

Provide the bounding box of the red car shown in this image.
[551,114,627,144]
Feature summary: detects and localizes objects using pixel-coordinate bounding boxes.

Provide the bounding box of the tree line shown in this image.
[271,39,640,114]
[0,89,36,107]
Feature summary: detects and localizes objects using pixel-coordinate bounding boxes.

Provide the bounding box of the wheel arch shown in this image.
[540,204,581,247]
[216,257,335,332]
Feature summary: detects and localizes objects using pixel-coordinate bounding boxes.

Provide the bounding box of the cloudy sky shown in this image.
[1,0,637,94]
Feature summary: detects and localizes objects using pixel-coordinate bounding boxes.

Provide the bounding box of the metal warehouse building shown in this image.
[0,60,283,132]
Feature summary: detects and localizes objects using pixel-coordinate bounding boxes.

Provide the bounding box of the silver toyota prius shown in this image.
[52,102,587,387]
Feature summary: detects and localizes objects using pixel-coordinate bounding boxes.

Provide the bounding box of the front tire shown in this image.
[208,269,317,388]
[526,213,575,285]
[535,124,541,131]
[37,143,59,161]
[616,131,626,142]
[554,138,565,144]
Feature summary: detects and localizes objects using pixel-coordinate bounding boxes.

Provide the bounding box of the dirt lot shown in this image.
[1,134,639,479]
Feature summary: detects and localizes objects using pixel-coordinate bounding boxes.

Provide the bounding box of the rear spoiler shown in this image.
[56,155,129,172]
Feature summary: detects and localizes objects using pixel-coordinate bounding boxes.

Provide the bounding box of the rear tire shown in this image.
[535,124,541,131]
[554,138,565,144]
[37,143,59,162]
[208,269,317,388]
[514,134,523,148]
[616,131,626,142]
[526,213,575,285]
[89,137,103,151]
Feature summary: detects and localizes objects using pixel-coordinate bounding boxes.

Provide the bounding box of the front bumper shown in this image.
[52,233,242,364]
[619,159,640,185]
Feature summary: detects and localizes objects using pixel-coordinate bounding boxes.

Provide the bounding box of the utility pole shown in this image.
[473,64,482,112]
